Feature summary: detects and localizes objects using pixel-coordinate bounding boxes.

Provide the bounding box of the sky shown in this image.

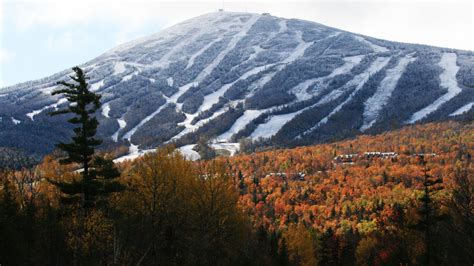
[0,0,472,87]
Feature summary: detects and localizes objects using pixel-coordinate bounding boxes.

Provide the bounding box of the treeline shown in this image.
[0,148,267,265]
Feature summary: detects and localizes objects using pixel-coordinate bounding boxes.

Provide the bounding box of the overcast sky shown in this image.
[1,0,472,87]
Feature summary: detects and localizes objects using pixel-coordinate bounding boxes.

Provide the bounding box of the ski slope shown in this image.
[407,53,463,124]
[361,54,416,131]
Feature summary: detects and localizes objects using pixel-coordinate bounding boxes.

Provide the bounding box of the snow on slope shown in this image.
[197,63,275,114]
[119,13,260,150]
[177,144,201,161]
[90,80,104,91]
[211,142,240,156]
[360,54,416,131]
[170,104,230,142]
[113,146,155,163]
[11,117,21,125]
[123,103,169,142]
[250,55,366,139]
[112,118,127,142]
[353,35,389,53]
[113,62,126,75]
[218,109,265,141]
[101,103,111,118]
[192,14,260,84]
[298,56,391,138]
[39,85,57,95]
[26,98,67,121]
[4,11,472,162]
[450,102,473,116]
[251,111,303,139]
[291,55,364,101]
[407,52,463,124]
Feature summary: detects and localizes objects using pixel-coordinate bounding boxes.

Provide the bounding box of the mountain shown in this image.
[1,11,473,159]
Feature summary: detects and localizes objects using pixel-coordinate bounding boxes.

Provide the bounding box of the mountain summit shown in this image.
[1,11,473,158]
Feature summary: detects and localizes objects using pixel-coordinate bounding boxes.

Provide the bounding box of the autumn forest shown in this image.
[0,119,471,265]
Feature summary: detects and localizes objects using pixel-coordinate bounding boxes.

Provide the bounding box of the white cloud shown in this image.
[2,0,473,50]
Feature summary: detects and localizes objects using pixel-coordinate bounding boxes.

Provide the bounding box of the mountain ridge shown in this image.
[1,11,473,159]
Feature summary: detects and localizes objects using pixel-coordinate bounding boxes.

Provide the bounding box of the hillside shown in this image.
[0,121,472,265]
[0,11,473,159]
[210,121,474,264]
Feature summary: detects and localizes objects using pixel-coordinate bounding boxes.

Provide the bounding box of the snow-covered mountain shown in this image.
[1,11,473,158]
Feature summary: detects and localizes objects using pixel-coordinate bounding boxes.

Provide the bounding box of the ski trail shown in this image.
[191,29,317,141]
[360,54,416,131]
[197,63,275,114]
[246,56,365,140]
[250,111,304,139]
[185,37,223,69]
[407,52,463,124]
[122,103,169,142]
[169,106,230,142]
[111,117,127,142]
[450,102,473,116]
[26,98,67,121]
[297,56,391,138]
[218,110,266,141]
[353,35,389,53]
[291,55,364,101]
[193,14,261,85]
[171,27,314,142]
[282,31,313,63]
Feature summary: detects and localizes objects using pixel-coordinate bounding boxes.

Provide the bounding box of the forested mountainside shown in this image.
[1,11,473,159]
[1,121,472,265]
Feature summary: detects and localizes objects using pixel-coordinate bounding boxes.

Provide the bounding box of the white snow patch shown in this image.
[112,117,127,142]
[177,144,201,161]
[113,62,126,75]
[26,98,68,121]
[353,35,389,53]
[102,103,110,118]
[11,117,21,125]
[39,85,57,95]
[122,103,169,142]
[218,109,265,141]
[170,106,229,142]
[282,31,313,64]
[291,55,364,101]
[90,80,104,91]
[0,93,7,97]
[122,72,136,82]
[166,77,174,87]
[450,102,474,116]
[197,63,274,114]
[251,111,303,139]
[407,53,463,124]
[113,146,155,163]
[211,142,240,156]
[361,54,416,131]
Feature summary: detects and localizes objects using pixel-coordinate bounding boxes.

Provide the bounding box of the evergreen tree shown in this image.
[49,67,123,209]
[413,156,445,266]
[0,176,24,265]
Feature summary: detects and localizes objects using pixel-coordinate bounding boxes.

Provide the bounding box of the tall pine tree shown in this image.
[414,155,445,266]
[49,66,123,209]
